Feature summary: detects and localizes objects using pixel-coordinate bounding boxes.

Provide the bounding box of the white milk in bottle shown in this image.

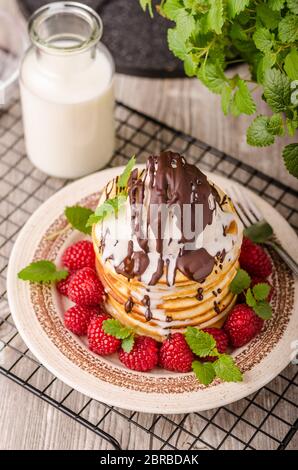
[20,2,115,179]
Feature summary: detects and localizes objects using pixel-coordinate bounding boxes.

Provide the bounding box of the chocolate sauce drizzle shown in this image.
[124,297,134,313]
[104,151,224,286]
[142,295,152,321]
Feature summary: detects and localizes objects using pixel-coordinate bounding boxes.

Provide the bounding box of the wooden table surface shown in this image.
[0,0,297,450]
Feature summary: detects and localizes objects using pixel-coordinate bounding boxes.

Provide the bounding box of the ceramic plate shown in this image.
[7,167,298,414]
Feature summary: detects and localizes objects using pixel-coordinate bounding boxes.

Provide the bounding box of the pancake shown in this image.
[92,151,243,341]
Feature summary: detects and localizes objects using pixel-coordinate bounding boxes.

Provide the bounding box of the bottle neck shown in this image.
[35,44,97,76]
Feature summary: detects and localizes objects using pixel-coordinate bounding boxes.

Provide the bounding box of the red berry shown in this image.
[119,336,158,372]
[62,240,95,271]
[159,333,194,373]
[239,237,272,278]
[224,304,264,348]
[64,305,98,336]
[68,267,104,306]
[87,315,121,355]
[56,272,74,297]
[202,328,229,361]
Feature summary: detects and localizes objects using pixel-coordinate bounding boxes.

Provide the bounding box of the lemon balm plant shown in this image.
[140,0,298,177]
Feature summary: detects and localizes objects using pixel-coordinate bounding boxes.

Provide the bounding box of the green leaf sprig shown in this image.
[87,156,136,227]
[18,261,68,283]
[185,327,243,385]
[103,319,135,352]
[140,0,298,178]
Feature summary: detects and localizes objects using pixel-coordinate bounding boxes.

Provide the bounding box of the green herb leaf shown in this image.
[18,261,68,283]
[282,144,298,178]
[185,327,216,357]
[243,220,273,243]
[221,85,233,115]
[121,335,135,353]
[168,27,189,60]
[253,300,273,320]
[227,0,250,19]
[252,283,271,301]
[162,0,183,20]
[284,49,298,80]
[268,0,285,11]
[287,0,298,14]
[256,5,281,30]
[197,62,227,94]
[247,115,275,147]
[192,361,216,386]
[117,156,136,191]
[253,28,275,53]
[103,319,134,339]
[208,0,224,35]
[213,355,243,382]
[87,194,127,226]
[278,14,298,43]
[267,114,284,136]
[233,79,256,115]
[230,268,251,294]
[140,0,153,17]
[65,206,94,235]
[246,288,257,307]
[184,54,197,77]
[263,69,291,112]
[176,10,195,40]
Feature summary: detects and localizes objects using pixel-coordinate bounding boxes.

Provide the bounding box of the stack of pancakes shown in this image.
[92,153,242,342]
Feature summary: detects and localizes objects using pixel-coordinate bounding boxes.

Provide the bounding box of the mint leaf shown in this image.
[121,335,135,353]
[208,0,224,35]
[227,0,250,19]
[267,114,284,136]
[263,69,291,112]
[184,54,197,77]
[197,62,227,94]
[287,0,298,14]
[244,220,273,243]
[192,361,216,385]
[87,194,127,226]
[18,261,68,283]
[168,28,189,60]
[230,23,248,41]
[213,355,243,382]
[253,28,275,53]
[247,115,275,147]
[246,288,257,308]
[253,283,271,301]
[230,268,251,294]
[233,79,256,115]
[117,156,136,191]
[221,85,233,115]
[140,0,153,17]
[286,119,298,137]
[278,14,298,43]
[162,0,183,20]
[253,300,273,320]
[268,0,285,10]
[256,5,281,30]
[282,144,298,178]
[284,49,298,80]
[185,327,216,357]
[65,206,93,235]
[103,319,134,339]
[176,10,195,40]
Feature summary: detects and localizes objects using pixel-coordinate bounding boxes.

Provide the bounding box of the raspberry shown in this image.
[202,328,229,361]
[64,305,98,336]
[239,237,272,278]
[56,272,74,297]
[87,315,121,355]
[68,267,104,306]
[224,304,264,348]
[159,333,194,373]
[62,240,95,271]
[119,336,159,372]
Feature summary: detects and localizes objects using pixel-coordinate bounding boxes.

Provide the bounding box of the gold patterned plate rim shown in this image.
[7,167,298,414]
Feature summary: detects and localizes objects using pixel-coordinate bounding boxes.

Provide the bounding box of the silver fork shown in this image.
[228,185,298,276]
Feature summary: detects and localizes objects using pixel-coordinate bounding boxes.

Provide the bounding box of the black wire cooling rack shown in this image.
[0,97,297,450]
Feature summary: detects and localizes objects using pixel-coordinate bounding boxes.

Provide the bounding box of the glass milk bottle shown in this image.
[20,2,115,179]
